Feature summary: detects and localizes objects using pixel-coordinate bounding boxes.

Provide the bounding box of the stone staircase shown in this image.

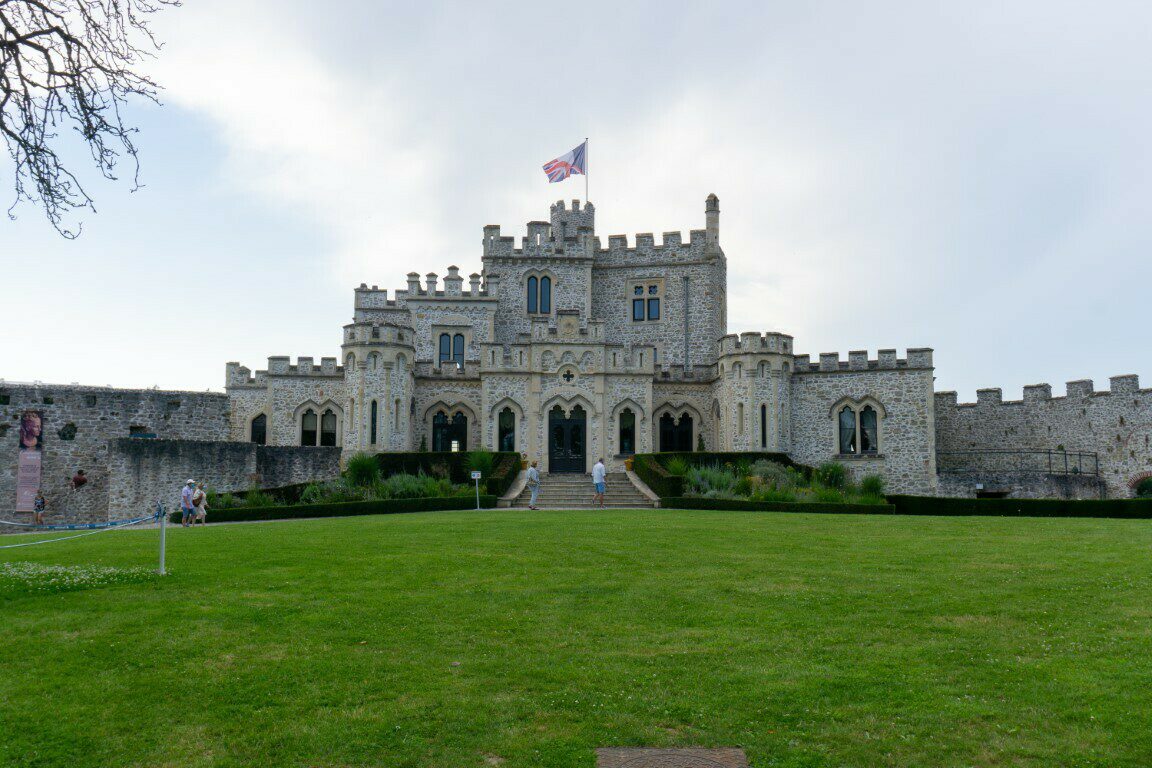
[510,472,655,509]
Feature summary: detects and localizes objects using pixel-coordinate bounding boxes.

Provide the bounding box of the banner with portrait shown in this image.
[15,410,44,513]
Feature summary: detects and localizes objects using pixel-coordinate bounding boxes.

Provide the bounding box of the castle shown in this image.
[3,195,1150,520]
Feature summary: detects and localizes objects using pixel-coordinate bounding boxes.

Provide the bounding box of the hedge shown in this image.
[374,451,520,488]
[484,452,522,498]
[887,495,1152,519]
[660,497,894,514]
[632,454,684,497]
[170,495,497,524]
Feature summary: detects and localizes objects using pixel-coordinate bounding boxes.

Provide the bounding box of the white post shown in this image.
[157,502,167,575]
[474,476,480,510]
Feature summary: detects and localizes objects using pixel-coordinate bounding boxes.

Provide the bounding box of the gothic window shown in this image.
[659,412,693,452]
[438,333,452,365]
[619,409,636,455]
[835,401,882,456]
[540,276,551,314]
[301,409,317,446]
[526,274,553,314]
[631,281,663,322]
[251,414,267,445]
[860,406,878,454]
[345,353,355,370]
[838,406,856,454]
[320,410,338,447]
[452,334,465,365]
[760,404,767,448]
[370,400,378,445]
[432,410,468,452]
[498,407,515,452]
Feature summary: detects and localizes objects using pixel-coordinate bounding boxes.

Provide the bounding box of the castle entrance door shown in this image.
[548,405,586,474]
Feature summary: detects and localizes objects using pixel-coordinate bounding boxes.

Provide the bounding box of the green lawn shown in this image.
[2,510,1150,767]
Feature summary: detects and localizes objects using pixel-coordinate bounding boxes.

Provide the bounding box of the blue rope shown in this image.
[0,507,163,531]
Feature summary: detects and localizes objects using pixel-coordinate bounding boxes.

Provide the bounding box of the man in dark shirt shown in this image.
[70,470,88,490]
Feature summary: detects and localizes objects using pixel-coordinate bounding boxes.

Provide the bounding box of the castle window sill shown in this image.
[835,453,885,461]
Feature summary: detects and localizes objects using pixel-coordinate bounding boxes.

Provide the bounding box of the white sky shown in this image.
[3,1,1150,400]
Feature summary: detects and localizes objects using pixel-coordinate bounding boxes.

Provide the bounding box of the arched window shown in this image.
[301,409,317,446]
[370,400,378,445]
[432,410,468,452]
[659,412,693,452]
[498,407,515,452]
[838,406,857,454]
[320,410,337,447]
[619,409,636,455]
[438,333,452,365]
[760,404,767,448]
[250,414,267,445]
[527,276,538,313]
[452,334,464,365]
[345,353,355,370]
[394,398,401,431]
[860,406,878,454]
[526,274,553,315]
[540,276,551,314]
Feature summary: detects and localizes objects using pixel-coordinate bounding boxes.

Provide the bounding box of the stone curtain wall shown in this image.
[934,375,1152,498]
[0,383,229,521]
[106,439,341,517]
[789,351,937,494]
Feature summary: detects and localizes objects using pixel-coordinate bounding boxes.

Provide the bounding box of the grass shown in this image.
[2,510,1150,767]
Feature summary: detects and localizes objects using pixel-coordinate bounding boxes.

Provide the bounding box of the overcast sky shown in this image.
[3,1,1149,401]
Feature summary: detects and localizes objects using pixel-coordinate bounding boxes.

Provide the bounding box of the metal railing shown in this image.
[936,450,1099,476]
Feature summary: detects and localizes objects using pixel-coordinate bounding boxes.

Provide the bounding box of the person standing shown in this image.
[180,479,196,527]
[70,469,88,490]
[526,461,541,510]
[33,490,46,525]
[591,458,607,509]
[192,483,208,526]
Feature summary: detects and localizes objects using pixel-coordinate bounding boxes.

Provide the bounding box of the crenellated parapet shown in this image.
[717,332,794,358]
[387,266,496,302]
[792,347,934,373]
[936,374,1146,409]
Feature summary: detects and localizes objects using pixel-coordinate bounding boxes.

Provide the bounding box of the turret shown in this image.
[705,193,720,252]
[549,199,595,241]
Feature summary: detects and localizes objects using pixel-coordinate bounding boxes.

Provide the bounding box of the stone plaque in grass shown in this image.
[595,748,749,767]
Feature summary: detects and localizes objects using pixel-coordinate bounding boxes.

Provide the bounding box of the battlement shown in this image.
[226,356,345,386]
[342,321,414,345]
[717,332,794,357]
[792,347,934,373]
[936,374,1147,407]
[384,266,494,301]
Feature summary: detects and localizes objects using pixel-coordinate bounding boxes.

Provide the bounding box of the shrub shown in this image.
[1136,477,1152,498]
[665,456,690,476]
[813,486,846,504]
[860,474,886,497]
[750,486,798,503]
[858,493,887,506]
[373,472,461,500]
[750,459,798,489]
[815,462,847,490]
[685,464,738,498]
[733,477,753,497]
[243,488,280,508]
[466,451,495,477]
[345,452,381,488]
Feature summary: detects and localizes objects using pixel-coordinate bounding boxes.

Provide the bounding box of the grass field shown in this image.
[2,510,1150,767]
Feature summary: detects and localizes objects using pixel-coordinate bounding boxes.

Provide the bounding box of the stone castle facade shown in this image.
[3,194,1150,520]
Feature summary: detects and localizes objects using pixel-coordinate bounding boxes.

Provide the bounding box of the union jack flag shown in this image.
[542,141,587,183]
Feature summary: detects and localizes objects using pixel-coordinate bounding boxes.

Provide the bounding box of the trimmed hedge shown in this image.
[661,497,894,514]
[374,451,519,487]
[888,495,1152,519]
[632,454,684,497]
[170,495,497,524]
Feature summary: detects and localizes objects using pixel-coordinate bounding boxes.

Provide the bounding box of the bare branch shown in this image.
[0,0,179,237]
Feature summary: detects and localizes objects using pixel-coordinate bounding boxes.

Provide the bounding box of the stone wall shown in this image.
[935,375,1152,498]
[106,439,341,517]
[936,472,1106,500]
[789,350,937,494]
[0,382,229,522]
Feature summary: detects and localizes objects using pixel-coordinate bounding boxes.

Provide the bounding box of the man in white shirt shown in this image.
[591,458,606,509]
[180,479,196,527]
[526,461,541,510]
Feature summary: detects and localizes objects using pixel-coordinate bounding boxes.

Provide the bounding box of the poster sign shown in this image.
[15,410,44,513]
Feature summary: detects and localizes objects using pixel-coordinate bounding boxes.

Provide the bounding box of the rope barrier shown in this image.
[0,512,162,531]
[0,511,160,550]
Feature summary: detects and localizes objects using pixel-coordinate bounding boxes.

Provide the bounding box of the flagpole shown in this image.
[585,137,589,203]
